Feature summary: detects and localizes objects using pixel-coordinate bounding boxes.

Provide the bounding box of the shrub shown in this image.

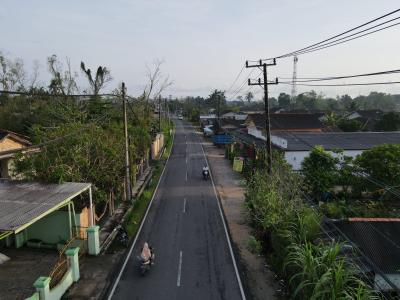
[247,236,262,254]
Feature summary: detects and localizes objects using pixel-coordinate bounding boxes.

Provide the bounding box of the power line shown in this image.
[276,8,400,59]
[283,20,400,58]
[251,8,400,61]
[0,90,116,97]
[0,114,110,156]
[299,191,397,296]
[228,69,258,99]
[225,64,246,94]
[280,81,400,87]
[279,68,400,82]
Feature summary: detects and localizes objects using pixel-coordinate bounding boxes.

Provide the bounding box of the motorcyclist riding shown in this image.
[140,242,155,265]
[202,165,209,180]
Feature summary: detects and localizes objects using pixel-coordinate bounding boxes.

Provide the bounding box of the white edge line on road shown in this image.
[200,142,247,300]
[107,130,175,300]
[177,251,183,287]
[183,198,186,213]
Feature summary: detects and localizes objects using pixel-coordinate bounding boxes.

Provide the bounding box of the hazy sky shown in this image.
[1,0,400,99]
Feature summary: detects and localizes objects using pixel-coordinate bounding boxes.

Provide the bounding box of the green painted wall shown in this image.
[15,230,27,248]
[26,210,75,245]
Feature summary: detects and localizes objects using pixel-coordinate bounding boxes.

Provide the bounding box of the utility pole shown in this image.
[291,55,298,105]
[246,59,278,174]
[158,95,161,133]
[164,97,167,121]
[122,82,132,201]
[217,93,221,133]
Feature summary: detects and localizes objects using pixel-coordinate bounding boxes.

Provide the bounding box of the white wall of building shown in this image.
[248,126,265,140]
[285,150,364,170]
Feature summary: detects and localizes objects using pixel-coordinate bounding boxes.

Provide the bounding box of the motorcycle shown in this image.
[138,244,155,276]
[117,225,129,247]
[202,169,209,180]
[139,256,153,275]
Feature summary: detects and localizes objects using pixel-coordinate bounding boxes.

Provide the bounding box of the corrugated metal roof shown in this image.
[274,132,400,151]
[335,220,400,274]
[247,113,325,130]
[0,180,91,232]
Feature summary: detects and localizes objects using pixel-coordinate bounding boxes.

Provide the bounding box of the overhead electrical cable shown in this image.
[228,69,259,99]
[276,8,400,59]
[248,8,400,61]
[279,69,400,81]
[0,90,117,97]
[279,68,400,83]
[283,20,400,58]
[225,64,246,94]
[279,81,400,87]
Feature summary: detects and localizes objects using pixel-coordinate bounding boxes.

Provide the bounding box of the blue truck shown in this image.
[212,134,232,145]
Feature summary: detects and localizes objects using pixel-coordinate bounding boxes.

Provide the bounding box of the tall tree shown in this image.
[0,51,26,92]
[245,91,254,103]
[375,112,400,131]
[80,61,112,95]
[278,92,291,108]
[48,55,78,95]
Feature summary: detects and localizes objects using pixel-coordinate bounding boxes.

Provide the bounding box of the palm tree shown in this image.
[245,91,254,103]
[80,61,112,95]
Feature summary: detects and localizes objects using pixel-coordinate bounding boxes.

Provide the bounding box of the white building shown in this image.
[272,131,400,170]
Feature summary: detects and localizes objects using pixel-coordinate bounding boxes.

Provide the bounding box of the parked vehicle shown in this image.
[178,115,183,120]
[203,126,214,137]
[117,225,129,247]
[212,134,232,145]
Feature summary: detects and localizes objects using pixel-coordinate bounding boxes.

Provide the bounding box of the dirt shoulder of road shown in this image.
[202,136,279,300]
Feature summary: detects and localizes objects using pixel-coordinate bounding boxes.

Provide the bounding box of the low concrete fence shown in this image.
[25,226,100,300]
[25,247,79,300]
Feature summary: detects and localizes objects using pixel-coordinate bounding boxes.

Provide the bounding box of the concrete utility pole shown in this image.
[164,98,167,120]
[158,95,162,132]
[291,55,298,105]
[122,82,132,201]
[246,59,278,174]
[216,93,221,133]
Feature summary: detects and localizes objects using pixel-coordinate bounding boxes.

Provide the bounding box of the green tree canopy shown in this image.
[16,122,135,204]
[301,146,338,198]
[374,112,400,131]
[278,92,291,108]
[355,144,400,189]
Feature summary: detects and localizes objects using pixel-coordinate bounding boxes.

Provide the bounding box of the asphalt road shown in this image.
[109,120,244,300]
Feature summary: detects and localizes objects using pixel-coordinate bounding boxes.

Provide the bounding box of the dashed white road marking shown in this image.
[183,198,186,213]
[177,251,183,287]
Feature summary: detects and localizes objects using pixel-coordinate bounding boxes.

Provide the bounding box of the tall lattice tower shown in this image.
[291,55,298,103]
